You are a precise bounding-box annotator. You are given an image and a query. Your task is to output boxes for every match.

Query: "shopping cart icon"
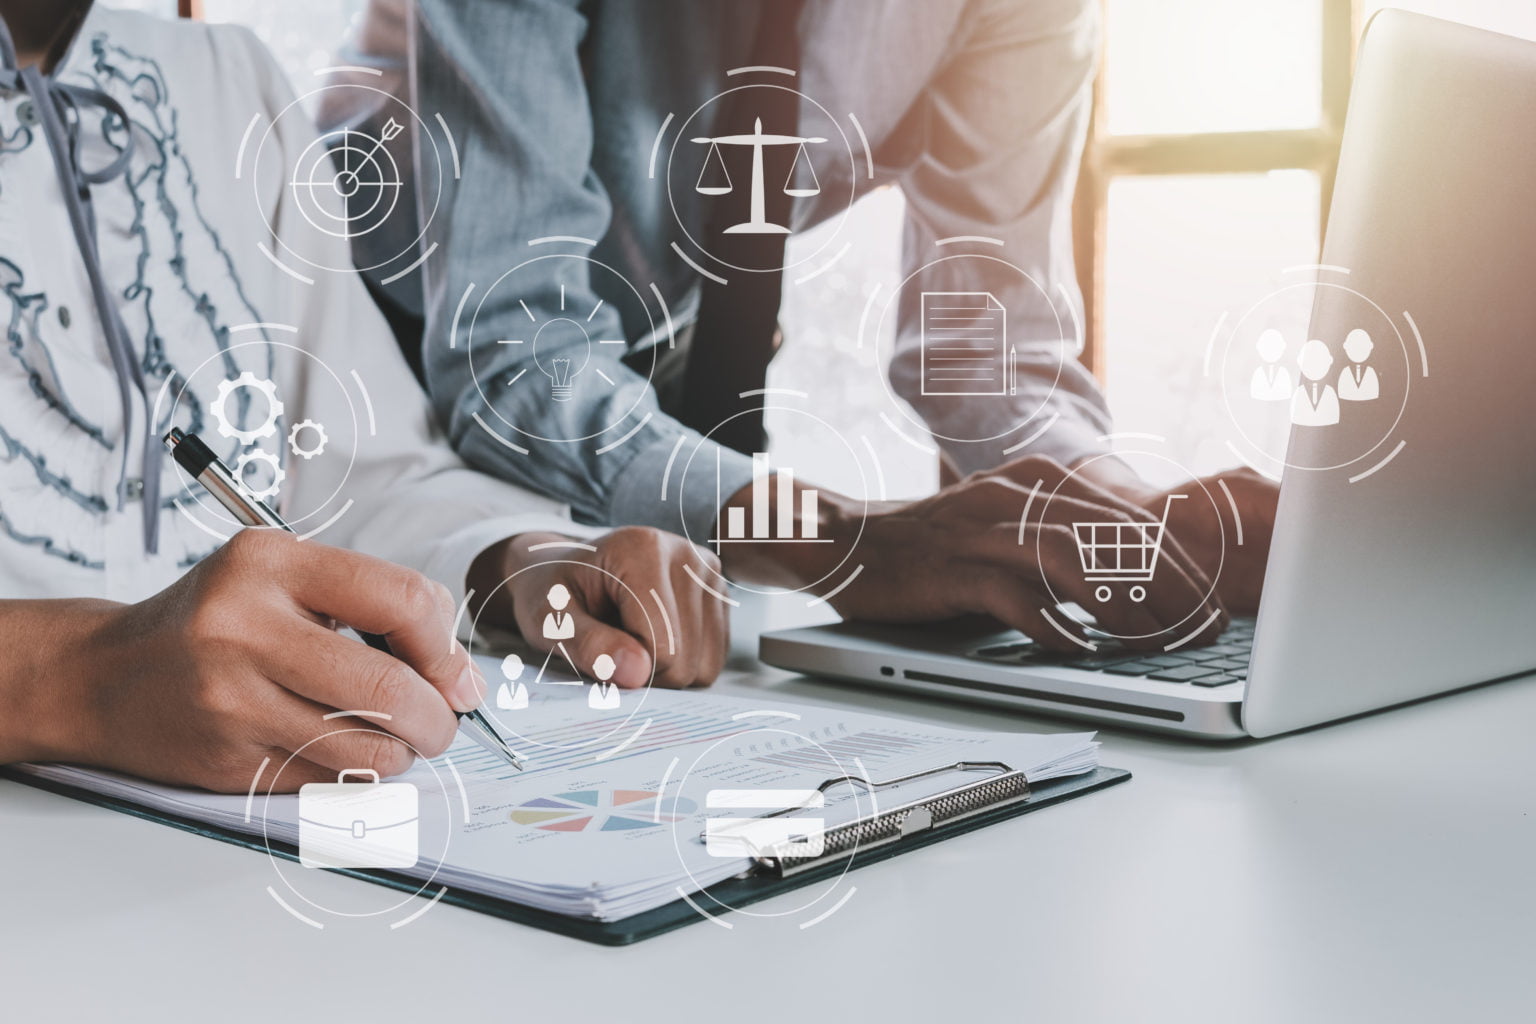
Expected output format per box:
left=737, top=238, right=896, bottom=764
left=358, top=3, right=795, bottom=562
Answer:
left=1072, top=494, right=1186, bottom=603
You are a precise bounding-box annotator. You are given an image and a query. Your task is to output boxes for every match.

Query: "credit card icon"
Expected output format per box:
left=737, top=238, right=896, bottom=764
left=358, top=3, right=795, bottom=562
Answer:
left=704, top=788, right=826, bottom=858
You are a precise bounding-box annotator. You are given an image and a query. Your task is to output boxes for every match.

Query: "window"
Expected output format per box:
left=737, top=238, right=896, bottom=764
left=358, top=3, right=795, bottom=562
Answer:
left=1085, top=0, right=1536, bottom=476
left=168, top=1, right=1536, bottom=493
left=1078, top=0, right=1354, bottom=476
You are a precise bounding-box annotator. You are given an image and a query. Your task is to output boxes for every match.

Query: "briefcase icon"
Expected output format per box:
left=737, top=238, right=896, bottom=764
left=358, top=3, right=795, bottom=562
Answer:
left=298, top=769, right=419, bottom=870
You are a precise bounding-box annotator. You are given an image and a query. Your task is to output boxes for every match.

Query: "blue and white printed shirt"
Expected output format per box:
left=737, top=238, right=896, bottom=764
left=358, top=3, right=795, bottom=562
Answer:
left=0, top=6, right=572, bottom=605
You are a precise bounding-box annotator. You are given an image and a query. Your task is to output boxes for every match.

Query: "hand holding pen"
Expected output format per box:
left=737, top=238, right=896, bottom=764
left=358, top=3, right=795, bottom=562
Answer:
left=126, top=429, right=523, bottom=784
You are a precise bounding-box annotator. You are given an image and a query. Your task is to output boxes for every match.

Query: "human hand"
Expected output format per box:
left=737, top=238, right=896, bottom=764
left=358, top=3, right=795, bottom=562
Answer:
left=1070, top=457, right=1278, bottom=616
left=48, top=530, right=481, bottom=794
left=721, top=456, right=1227, bottom=650
left=1135, top=469, right=1278, bottom=616
left=468, top=527, right=728, bottom=690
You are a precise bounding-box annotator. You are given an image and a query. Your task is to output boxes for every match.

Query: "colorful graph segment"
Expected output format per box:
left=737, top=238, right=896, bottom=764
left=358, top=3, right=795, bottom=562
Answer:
left=509, top=789, right=697, bottom=833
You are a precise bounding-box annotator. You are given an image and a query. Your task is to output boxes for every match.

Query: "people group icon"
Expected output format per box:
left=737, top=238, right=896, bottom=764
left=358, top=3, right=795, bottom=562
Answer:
left=587, top=653, right=621, bottom=711
left=491, top=584, right=625, bottom=714
left=495, top=648, right=621, bottom=712
left=1291, top=339, right=1340, bottom=426
left=496, top=653, right=530, bottom=711
left=537, top=583, right=581, bottom=678
left=1338, top=328, right=1379, bottom=401
left=1248, top=329, right=1293, bottom=401
left=542, top=583, right=576, bottom=641
left=1250, top=327, right=1378, bottom=427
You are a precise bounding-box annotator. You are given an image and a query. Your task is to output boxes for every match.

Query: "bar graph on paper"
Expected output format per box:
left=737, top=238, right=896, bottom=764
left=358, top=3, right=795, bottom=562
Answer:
left=713, top=449, right=833, bottom=548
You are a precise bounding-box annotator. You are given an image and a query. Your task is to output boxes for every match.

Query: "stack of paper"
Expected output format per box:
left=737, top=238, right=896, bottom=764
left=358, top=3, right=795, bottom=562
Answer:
left=18, top=674, right=1098, bottom=923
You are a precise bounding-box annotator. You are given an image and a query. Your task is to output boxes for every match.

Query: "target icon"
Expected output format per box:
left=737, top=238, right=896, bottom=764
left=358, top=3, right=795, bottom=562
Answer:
left=244, top=73, right=455, bottom=276
left=290, top=118, right=405, bottom=241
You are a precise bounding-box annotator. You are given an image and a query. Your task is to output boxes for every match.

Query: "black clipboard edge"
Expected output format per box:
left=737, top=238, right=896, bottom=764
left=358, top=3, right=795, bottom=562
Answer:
left=3, top=764, right=1130, bottom=946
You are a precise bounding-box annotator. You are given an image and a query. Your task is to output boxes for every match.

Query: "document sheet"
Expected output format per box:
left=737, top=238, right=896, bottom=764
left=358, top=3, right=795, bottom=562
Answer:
left=920, top=291, right=1010, bottom=396
left=19, top=666, right=1098, bottom=922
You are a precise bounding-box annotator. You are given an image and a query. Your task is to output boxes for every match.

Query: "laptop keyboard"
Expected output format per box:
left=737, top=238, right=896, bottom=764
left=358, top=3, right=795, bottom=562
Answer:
left=968, top=619, right=1255, bottom=688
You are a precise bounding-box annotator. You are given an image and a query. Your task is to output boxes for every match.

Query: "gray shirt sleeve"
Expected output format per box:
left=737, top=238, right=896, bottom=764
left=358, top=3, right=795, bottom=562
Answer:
left=880, top=0, right=1110, bottom=474
left=414, top=0, right=752, bottom=539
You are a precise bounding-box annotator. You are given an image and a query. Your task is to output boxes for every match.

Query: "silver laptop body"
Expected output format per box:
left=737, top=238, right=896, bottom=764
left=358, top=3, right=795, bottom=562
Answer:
left=760, top=11, right=1536, bottom=739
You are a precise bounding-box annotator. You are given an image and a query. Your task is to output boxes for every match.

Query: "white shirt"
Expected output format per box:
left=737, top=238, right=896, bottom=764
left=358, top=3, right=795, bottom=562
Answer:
left=0, top=7, right=573, bottom=606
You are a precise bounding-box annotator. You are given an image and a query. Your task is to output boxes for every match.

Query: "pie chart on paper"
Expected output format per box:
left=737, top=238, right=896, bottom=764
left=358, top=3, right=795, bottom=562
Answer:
left=509, top=790, right=698, bottom=833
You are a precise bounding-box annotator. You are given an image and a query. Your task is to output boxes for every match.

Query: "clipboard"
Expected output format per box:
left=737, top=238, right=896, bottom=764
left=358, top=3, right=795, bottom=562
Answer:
left=5, top=762, right=1129, bottom=945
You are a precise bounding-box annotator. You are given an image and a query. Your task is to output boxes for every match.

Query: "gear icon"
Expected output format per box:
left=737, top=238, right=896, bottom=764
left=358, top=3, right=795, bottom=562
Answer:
left=211, top=371, right=284, bottom=445
left=287, top=418, right=329, bottom=460
left=233, top=449, right=285, bottom=502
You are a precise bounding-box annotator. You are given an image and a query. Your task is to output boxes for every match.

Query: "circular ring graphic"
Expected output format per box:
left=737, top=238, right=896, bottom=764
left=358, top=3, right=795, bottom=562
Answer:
left=1208, top=269, right=1426, bottom=477
left=464, top=558, right=660, bottom=751
left=247, top=78, right=448, bottom=276
left=666, top=723, right=873, bottom=924
left=154, top=331, right=363, bottom=539
left=661, top=82, right=860, bottom=276
left=463, top=249, right=665, bottom=446
left=289, top=129, right=403, bottom=241
left=1027, top=444, right=1227, bottom=646
left=673, top=402, right=871, bottom=598
left=865, top=250, right=1074, bottom=447
left=257, top=724, right=459, bottom=922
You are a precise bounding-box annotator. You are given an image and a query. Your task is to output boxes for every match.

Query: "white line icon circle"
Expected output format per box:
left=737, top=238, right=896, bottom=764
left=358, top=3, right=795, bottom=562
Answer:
left=289, top=122, right=405, bottom=241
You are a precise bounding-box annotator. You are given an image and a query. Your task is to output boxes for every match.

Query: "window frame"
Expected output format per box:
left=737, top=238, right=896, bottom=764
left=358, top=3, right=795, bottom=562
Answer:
left=1072, top=0, right=1359, bottom=377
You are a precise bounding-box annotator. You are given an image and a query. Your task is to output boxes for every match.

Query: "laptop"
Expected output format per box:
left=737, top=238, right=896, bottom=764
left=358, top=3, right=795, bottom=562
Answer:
left=761, top=10, right=1536, bottom=739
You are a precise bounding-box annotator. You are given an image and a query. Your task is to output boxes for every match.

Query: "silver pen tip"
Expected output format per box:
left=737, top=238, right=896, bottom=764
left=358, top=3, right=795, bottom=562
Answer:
left=463, top=708, right=526, bottom=771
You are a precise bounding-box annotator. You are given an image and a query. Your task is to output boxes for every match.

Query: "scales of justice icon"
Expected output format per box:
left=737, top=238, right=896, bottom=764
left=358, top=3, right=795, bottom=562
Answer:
left=691, top=117, right=825, bottom=234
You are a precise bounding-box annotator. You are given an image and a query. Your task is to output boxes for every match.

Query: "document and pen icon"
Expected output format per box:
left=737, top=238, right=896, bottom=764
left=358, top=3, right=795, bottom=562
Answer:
left=920, top=291, right=1016, bottom=397
left=704, top=789, right=826, bottom=858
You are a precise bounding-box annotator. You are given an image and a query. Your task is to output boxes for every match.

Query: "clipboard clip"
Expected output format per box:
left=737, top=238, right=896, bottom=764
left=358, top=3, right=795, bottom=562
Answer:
left=698, top=760, right=1031, bottom=878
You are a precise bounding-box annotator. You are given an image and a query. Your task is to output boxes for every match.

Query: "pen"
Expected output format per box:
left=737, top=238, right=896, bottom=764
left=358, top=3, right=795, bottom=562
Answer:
left=163, top=427, right=526, bottom=771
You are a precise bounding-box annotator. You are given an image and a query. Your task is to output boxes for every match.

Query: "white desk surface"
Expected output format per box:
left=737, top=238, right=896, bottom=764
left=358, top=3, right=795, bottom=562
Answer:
left=4, top=611, right=1534, bottom=1024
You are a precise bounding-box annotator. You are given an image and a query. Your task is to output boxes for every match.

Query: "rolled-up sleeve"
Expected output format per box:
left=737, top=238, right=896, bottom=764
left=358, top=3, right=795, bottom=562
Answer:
left=887, top=0, right=1109, bottom=474
left=246, top=25, right=580, bottom=605
left=413, top=0, right=751, bottom=541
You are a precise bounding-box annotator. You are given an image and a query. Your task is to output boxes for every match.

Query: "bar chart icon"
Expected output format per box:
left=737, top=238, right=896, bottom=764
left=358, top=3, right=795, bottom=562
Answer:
left=714, top=450, right=832, bottom=547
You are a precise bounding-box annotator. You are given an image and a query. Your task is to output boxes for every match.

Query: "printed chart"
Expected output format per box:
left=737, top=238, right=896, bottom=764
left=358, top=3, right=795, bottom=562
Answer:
left=509, top=790, right=698, bottom=833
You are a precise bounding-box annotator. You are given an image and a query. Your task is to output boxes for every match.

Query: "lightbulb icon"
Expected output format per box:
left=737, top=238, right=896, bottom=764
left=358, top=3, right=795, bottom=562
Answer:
left=532, top=317, right=591, bottom=403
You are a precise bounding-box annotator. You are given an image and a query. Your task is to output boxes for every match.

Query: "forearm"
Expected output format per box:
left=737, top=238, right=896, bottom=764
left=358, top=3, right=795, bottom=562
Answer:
left=438, top=360, right=681, bottom=527
left=716, top=460, right=1155, bottom=597
left=1071, top=454, right=1159, bottom=505
left=418, top=0, right=649, bottom=526
left=890, top=0, right=1105, bottom=477
left=0, top=598, right=113, bottom=764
